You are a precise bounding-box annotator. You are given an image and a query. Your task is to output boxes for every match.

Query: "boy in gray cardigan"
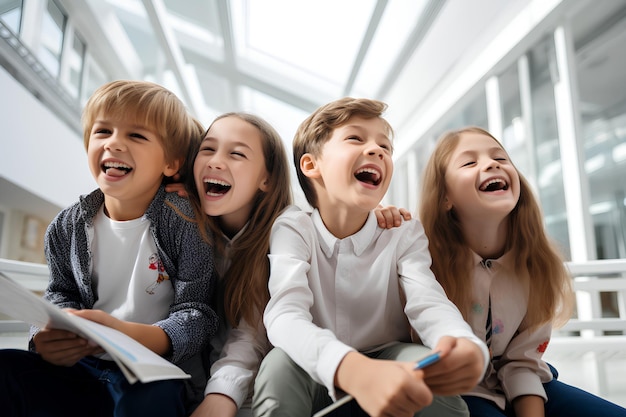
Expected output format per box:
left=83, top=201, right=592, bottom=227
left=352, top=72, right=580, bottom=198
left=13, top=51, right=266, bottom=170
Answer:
left=0, top=80, right=218, bottom=417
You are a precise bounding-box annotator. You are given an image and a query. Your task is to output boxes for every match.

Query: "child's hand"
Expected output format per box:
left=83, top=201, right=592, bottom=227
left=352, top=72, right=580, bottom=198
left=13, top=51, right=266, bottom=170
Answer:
left=164, top=173, right=189, bottom=198
left=336, top=352, right=433, bottom=417
left=32, top=328, right=98, bottom=366
left=164, top=182, right=188, bottom=198
left=422, top=336, right=485, bottom=395
left=70, top=309, right=171, bottom=356
left=70, top=308, right=122, bottom=330
left=374, top=204, right=412, bottom=229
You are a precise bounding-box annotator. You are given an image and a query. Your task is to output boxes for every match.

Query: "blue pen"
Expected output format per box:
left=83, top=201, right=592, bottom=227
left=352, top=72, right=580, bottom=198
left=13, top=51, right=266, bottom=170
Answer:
left=313, top=351, right=443, bottom=417
left=414, top=351, right=441, bottom=370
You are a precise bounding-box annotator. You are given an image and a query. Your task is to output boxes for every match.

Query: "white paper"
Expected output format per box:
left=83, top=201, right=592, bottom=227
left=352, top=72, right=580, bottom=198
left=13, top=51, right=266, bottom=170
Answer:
left=0, top=272, right=190, bottom=383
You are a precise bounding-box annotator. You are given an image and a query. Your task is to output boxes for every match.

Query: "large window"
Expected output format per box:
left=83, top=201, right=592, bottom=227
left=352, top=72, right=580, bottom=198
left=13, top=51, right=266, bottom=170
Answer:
left=575, top=9, right=626, bottom=259
left=64, top=31, right=85, bottom=99
left=499, top=62, right=529, bottom=175
left=0, top=0, right=22, bottom=34
left=438, top=90, right=489, bottom=135
left=81, top=55, right=106, bottom=107
left=37, top=0, right=65, bottom=78
left=528, top=36, right=570, bottom=258
left=399, top=90, right=488, bottom=212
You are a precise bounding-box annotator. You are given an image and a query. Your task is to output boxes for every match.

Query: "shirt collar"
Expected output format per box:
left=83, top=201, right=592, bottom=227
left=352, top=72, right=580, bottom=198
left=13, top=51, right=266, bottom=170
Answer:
left=220, top=222, right=247, bottom=245
left=471, top=249, right=513, bottom=269
left=311, top=209, right=379, bottom=257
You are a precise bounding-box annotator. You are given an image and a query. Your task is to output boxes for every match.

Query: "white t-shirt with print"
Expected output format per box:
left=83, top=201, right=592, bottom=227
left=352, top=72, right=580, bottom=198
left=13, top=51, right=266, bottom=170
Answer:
left=91, top=206, right=174, bottom=325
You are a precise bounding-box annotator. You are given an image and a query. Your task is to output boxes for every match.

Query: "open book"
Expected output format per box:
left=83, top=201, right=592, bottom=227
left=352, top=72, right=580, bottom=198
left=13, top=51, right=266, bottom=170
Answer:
left=0, top=272, right=190, bottom=384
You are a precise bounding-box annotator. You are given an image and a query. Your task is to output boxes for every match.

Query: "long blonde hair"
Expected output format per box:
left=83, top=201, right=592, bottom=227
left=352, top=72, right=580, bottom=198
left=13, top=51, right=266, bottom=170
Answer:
left=419, top=126, right=573, bottom=329
left=188, top=113, right=292, bottom=328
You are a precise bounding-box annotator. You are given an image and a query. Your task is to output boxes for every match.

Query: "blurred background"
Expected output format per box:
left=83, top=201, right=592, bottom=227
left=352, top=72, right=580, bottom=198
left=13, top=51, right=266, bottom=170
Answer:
left=1, top=0, right=625, bottom=267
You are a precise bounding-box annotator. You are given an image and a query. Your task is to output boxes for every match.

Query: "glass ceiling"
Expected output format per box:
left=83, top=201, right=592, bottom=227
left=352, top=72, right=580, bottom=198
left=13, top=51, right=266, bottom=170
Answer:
left=98, top=0, right=431, bottom=143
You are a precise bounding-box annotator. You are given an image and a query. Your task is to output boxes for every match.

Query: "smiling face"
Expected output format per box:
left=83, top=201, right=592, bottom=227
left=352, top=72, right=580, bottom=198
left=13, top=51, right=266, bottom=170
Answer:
left=444, top=131, right=520, bottom=225
left=302, top=116, right=393, bottom=214
left=193, top=116, right=269, bottom=235
left=87, top=114, right=179, bottom=220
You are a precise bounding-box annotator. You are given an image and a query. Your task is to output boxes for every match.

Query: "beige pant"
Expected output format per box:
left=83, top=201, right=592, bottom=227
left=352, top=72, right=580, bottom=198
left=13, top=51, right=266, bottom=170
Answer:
left=252, top=342, right=469, bottom=417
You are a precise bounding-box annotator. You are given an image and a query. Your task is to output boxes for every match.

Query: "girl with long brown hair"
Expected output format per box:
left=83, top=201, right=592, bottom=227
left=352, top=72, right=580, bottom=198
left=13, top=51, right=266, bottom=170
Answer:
left=183, top=112, right=292, bottom=417
left=419, top=126, right=626, bottom=417
left=174, top=111, right=410, bottom=417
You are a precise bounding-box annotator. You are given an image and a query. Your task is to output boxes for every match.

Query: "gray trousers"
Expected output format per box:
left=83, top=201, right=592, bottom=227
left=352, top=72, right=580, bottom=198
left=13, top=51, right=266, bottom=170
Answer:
left=252, top=342, right=469, bottom=417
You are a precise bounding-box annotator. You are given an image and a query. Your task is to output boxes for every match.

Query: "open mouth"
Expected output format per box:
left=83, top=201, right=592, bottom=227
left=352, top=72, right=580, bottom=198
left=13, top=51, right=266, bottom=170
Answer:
left=354, top=167, right=382, bottom=186
left=479, top=178, right=509, bottom=192
left=203, top=178, right=231, bottom=196
left=102, top=161, right=132, bottom=176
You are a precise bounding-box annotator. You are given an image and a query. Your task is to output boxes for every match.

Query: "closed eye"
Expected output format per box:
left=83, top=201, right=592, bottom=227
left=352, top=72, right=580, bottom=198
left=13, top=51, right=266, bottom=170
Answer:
left=461, top=161, right=476, bottom=167
left=129, top=133, right=148, bottom=140
left=380, top=143, right=393, bottom=154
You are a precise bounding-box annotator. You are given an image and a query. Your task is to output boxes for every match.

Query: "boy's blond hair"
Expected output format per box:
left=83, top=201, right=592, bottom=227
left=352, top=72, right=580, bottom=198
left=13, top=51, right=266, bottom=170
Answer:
left=293, top=97, right=393, bottom=208
left=81, top=80, right=203, bottom=178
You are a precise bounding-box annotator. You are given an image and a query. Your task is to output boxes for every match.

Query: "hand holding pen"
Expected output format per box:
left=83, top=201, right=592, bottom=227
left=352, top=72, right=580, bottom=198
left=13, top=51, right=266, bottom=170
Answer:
left=314, top=351, right=442, bottom=417
left=423, top=336, right=486, bottom=395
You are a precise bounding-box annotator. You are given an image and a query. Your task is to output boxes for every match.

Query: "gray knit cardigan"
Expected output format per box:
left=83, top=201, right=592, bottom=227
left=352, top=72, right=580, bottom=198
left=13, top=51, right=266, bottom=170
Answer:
left=33, top=186, right=218, bottom=368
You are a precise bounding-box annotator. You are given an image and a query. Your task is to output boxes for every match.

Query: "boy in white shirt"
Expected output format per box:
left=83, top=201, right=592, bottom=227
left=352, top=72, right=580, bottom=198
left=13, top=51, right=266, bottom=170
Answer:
left=252, top=98, right=488, bottom=417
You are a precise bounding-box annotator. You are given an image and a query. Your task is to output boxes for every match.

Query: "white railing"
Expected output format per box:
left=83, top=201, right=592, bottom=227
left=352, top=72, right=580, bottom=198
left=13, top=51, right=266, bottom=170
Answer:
left=555, top=259, right=626, bottom=335
left=1, top=257, right=626, bottom=395
left=0, top=258, right=49, bottom=291
left=547, top=259, right=626, bottom=397
left=0, top=258, right=49, bottom=333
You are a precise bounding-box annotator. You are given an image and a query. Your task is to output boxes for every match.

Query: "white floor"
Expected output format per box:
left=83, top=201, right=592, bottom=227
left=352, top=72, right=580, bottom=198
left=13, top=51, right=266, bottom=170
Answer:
left=1, top=333, right=625, bottom=409
left=543, top=349, right=626, bottom=408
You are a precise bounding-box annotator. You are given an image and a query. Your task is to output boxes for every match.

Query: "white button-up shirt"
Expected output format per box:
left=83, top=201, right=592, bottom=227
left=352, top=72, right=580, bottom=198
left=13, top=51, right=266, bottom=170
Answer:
left=264, top=206, right=488, bottom=398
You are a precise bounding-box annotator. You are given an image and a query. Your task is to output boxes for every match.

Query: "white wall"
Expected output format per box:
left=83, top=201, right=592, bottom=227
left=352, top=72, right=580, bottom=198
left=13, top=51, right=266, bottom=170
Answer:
left=0, top=66, right=96, bottom=209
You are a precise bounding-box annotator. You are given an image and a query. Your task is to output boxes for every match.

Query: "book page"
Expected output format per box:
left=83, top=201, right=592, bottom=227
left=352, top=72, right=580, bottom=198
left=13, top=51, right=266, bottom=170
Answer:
left=0, top=272, right=190, bottom=383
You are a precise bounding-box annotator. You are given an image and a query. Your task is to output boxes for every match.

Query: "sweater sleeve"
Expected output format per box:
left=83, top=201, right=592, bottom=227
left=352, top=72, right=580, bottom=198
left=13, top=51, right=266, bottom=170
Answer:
left=399, top=220, right=489, bottom=376
left=43, top=208, right=86, bottom=309
left=498, top=321, right=553, bottom=403
left=30, top=204, right=90, bottom=349
left=154, top=195, right=219, bottom=364
left=204, top=317, right=269, bottom=407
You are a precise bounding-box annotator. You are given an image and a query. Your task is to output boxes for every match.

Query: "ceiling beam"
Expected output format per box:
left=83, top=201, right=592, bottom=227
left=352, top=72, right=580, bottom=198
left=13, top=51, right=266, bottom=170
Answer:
left=60, top=0, right=142, bottom=80
left=141, top=0, right=202, bottom=116
left=375, top=0, right=446, bottom=98
left=215, top=0, right=239, bottom=110
left=343, top=0, right=388, bottom=96
left=182, top=48, right=320, bottom=112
